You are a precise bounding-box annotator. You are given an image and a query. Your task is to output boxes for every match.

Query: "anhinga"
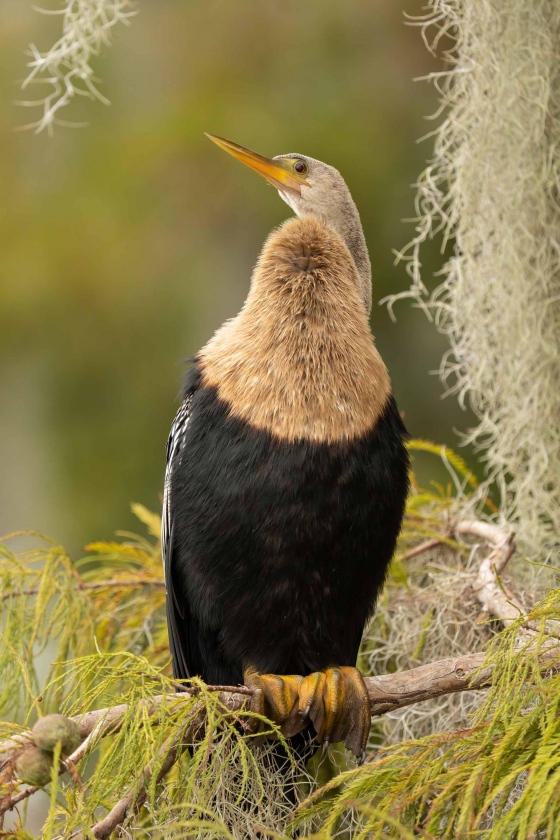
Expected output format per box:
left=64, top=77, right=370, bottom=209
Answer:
left=162, top=135, right=409, bottom=760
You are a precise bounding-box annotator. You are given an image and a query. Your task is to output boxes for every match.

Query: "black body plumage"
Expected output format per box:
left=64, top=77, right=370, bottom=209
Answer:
left=164, top=362, right=409, bottom=687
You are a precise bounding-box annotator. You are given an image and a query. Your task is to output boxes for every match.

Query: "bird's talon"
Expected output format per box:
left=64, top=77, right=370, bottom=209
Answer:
left=243, top=668, right=304, bottom=738
left=301, top=666, right=370, bottom=760
left=243, top=665, right=370, bottom=759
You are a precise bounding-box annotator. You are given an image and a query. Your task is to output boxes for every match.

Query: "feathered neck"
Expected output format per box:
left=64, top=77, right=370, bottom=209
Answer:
left=199, top=216, right=390, bottom=443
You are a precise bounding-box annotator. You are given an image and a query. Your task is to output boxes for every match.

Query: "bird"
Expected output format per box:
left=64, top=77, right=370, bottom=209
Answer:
left=162, top=134, right=409, bottom=761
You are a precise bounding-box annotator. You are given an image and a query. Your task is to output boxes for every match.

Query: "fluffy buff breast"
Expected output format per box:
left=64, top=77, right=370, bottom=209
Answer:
left=199, top=216, right=391, bottom=443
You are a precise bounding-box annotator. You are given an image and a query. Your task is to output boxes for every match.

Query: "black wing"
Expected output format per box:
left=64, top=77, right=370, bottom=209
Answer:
left=162, top=394, right=194, bottom=681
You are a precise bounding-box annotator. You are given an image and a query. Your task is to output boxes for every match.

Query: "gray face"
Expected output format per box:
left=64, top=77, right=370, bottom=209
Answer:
left=272, top=153, right=372, bottom=313
left=272, top=154, right=353, bottom=219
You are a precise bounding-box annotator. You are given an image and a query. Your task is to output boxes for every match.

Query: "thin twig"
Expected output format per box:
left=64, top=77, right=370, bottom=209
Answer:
left=0, top=784, right=38, bottom=812
left=401, top=538, right=443, bottom=560
left=1, top=577, right=166, bottom=601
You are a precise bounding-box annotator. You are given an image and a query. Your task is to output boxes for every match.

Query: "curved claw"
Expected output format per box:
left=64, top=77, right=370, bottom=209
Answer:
left=298, top=670, right=324, bottom=722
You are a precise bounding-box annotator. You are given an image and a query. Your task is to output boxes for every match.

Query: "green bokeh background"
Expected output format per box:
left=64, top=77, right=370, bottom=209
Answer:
left=0, top=1, right=476, bottom=553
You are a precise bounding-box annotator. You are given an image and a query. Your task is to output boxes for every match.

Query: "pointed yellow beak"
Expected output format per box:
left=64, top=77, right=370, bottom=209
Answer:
left=205, top=133, right=308, bottom=194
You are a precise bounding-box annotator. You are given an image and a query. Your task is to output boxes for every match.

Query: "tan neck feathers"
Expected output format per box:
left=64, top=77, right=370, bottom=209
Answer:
left=199, top=216, right=391, bottom=443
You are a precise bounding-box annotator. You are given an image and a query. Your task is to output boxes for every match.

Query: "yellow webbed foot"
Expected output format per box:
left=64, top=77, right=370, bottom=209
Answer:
left=244, top=665, right=370, bottom=761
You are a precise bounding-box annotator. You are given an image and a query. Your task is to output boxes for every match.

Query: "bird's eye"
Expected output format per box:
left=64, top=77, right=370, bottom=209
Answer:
left=294, top=160, right=307, bottom=175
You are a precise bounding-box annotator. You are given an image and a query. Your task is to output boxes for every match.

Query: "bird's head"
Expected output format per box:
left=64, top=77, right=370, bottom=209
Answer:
left=205, top=133, right=372, bottom=312
left=207, top=133, right=352, bottom=219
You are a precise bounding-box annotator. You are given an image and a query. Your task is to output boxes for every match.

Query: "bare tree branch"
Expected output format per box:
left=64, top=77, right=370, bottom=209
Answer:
left=454, top=520, right=522, bottom=624
left=366, top=644, right=559, bottom=716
